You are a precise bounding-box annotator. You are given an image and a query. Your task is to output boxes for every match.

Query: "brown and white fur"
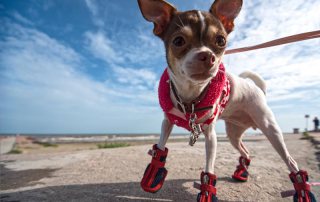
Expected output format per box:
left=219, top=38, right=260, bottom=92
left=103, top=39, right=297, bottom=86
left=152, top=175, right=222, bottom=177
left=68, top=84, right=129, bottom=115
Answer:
left=138, top=0, right=299, bottom=177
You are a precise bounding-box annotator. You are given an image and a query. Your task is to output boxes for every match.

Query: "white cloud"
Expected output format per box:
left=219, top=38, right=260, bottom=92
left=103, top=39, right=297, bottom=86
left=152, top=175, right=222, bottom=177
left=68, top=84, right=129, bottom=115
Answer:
left=224, top=0, right=320, bottom=104
left=0, top=21, right=161, bottom=133
left=11, top=11, right=34, bottom=26
left=85, top=30, right=124, bottom=64
left=125, top=29, right=165, bottom=64
left=228, top=0, right=320, bottom=46
left=85, top=29, right=165, bottom=68
left=84, top=0, right=104, bottom=27
left=85, top=0, right=98, bottom=16
left=113, top=66, right=157, bottom=87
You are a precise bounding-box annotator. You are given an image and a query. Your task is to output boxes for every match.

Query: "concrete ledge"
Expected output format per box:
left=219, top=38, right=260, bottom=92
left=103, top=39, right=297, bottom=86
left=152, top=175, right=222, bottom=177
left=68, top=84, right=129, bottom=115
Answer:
left=0, top=137, right=16, bottom=154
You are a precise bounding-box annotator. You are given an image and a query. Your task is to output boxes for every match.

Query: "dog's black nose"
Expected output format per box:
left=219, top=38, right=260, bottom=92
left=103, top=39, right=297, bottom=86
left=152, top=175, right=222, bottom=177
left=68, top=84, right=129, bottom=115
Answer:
left=197, top=51, right=215, bottom=67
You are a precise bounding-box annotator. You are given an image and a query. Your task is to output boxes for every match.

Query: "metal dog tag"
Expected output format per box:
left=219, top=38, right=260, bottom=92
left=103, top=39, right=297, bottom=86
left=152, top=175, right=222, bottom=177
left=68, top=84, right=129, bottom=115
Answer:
left=189, top=124, right=202, bottom=146
left=189, top=133, right=197, bottom=146
left=189, top=114, right=202, bottom=146
left=189, top=112, right=202, bottom=146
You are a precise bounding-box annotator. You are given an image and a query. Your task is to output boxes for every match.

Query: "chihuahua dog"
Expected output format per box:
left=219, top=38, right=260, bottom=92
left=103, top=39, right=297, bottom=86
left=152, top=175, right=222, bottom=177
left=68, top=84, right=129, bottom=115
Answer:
left=138, top=0, right=316, bottom=201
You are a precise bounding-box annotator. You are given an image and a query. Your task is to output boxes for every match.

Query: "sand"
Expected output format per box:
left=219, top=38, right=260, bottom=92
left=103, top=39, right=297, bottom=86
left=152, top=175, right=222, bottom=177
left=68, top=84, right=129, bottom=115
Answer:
left=0, top=133, right=319, bottom=202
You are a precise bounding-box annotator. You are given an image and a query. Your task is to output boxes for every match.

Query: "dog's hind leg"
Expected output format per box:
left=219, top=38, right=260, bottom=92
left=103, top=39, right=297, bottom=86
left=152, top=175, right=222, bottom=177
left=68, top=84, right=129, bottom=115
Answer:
left=247, top=101, right=299, bottom=173
left=248, top=102, right=317, bottom=201
left=240, top=142, right=250, bottom=156
left=226, top=122, right=249, bottom=159
left=226, top=122, right=251, bottom=181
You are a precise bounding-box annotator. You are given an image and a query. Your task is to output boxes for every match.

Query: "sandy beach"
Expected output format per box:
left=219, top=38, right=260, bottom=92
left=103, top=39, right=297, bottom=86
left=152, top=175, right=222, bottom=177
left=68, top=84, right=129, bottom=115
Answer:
left=0, top=133, right=319, bottom=202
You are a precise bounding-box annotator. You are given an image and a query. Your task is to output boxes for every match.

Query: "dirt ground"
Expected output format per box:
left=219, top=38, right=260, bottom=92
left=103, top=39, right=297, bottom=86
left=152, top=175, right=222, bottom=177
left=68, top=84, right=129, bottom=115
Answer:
left=0, top=134, right=319, bottom=202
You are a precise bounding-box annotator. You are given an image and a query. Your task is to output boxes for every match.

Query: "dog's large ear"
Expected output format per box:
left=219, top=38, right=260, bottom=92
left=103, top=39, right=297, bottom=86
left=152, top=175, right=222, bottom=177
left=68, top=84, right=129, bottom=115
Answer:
left=138, top=0, right=176, bottom=37
left=209, top=0, right=242, bottom=33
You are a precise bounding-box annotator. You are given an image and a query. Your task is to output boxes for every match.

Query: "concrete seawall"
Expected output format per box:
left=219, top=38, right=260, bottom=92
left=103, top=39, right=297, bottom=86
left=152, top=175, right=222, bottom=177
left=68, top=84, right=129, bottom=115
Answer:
left=0, top=137, right=16, bottom=154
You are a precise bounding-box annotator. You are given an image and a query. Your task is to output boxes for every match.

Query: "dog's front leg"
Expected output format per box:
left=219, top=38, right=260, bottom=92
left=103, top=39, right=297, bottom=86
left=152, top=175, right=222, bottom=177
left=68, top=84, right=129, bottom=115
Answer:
left=204, top=123, right=217, bottom=174
left=197, top=123, right=218, bottom=201
left=140, top=115, right=173, bottom=193
left=157, top=116, right=173, bottom=150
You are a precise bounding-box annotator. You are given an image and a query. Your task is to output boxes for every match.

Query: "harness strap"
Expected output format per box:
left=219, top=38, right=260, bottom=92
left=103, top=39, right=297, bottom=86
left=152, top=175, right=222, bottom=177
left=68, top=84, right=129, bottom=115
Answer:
left=225, top=30, right=320, bottom=55
left=193, top=105, right=214, bottom=112
left=170, top=80, right=211, bottom=114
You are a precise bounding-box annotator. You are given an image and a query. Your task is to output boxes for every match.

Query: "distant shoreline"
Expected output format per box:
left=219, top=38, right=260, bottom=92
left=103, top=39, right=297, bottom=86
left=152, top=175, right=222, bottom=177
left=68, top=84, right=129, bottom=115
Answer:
left=0, top=132, right=297, bottom=137
left=0, top=132, right=299, bottom=144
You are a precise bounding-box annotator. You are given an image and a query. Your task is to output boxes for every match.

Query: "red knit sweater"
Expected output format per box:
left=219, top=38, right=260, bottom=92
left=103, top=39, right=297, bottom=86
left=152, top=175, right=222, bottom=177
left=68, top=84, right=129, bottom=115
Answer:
left=158, top=63, right=230, bottom=131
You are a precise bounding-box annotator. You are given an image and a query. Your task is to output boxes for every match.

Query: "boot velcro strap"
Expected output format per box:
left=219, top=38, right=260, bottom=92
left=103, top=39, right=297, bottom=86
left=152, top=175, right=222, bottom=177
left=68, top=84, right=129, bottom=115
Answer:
left=151, top=158, right=165, bottom=168
left=293, top=183, right=311, bottom=192
left=148, top=146, right=168, bottom=158
left=236, top=165, right=246, bottom=170
left=148, top=149, right=167, bottom=158
left=200, top=184, right=216, bottom=195
left=239, top=157, right=250, bottom=167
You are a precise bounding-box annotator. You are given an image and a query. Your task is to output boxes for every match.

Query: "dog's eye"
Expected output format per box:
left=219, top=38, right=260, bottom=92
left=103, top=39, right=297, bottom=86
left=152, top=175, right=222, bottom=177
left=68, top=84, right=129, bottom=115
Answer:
left=172, top=36, right=185, bottom=47
left=215, top=35, right=226, bottom=47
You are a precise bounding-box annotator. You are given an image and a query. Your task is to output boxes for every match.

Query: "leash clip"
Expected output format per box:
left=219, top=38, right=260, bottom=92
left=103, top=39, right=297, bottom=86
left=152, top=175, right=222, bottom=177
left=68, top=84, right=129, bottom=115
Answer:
left=189, top=105, right=202, bottom=146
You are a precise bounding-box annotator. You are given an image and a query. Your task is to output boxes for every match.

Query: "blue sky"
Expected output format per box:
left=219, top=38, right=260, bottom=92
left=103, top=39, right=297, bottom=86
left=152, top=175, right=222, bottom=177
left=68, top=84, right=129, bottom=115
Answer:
left=0, top=0, right=319, bottom=134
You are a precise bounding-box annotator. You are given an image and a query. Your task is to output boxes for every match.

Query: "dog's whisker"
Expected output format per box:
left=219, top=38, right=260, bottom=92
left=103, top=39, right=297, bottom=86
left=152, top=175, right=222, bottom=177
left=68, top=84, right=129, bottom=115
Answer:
left=175, top=22, right=183, bottom=29
left=178, top=15, right=185, bottom=27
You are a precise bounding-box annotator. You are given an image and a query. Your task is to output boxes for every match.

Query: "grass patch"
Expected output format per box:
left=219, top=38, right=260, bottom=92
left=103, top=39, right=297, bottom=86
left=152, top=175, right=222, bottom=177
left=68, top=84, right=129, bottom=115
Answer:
left=97, top=142, right=130, bottom=149
left=300, top=131, right=311, bottom=140
left=35, top=141, right=58, bottom=147
left=8, top=148, right=22, bottom=154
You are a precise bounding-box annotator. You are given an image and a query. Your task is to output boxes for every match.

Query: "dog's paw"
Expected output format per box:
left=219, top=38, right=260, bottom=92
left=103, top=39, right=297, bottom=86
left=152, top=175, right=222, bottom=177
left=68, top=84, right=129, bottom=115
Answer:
left=196, top=172, right=218, bottom=202
left=141, top=164, right=167, bottom=193
left=293, top=191, right=317, bottom=202
left=232, top=156, right=250, bottom=182
left=140, top=144, right=168, bottom=193
left=197, top=192, right=218, bottom=202
left=290, top=170, right=318, bottom=202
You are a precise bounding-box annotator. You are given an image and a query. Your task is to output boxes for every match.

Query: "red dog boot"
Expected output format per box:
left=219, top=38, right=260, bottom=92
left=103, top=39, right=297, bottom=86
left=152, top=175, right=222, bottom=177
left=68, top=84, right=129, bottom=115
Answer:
left=289, top=170, right=317, bottom=202
left=197, top=172, right=218, bottom=202
left=232, top=156, right=251, bottom=182
left=140, top=144, right=168, bottom=193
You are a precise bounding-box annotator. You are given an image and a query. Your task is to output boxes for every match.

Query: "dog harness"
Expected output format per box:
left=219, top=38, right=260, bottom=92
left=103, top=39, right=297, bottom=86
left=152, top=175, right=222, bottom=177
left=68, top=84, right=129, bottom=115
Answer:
left=158, top=63, right=230, bottom=139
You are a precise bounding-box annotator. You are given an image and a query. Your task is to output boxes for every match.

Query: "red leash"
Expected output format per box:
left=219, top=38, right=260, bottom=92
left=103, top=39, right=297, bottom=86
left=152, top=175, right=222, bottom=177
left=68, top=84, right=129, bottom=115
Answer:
left=225, top=30, right=320, bottom=55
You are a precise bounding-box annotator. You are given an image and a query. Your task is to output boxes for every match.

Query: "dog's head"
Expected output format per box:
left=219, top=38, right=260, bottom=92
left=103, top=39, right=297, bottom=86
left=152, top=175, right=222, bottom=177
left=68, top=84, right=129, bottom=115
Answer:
left=138, top=0, right=242, bottom=83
